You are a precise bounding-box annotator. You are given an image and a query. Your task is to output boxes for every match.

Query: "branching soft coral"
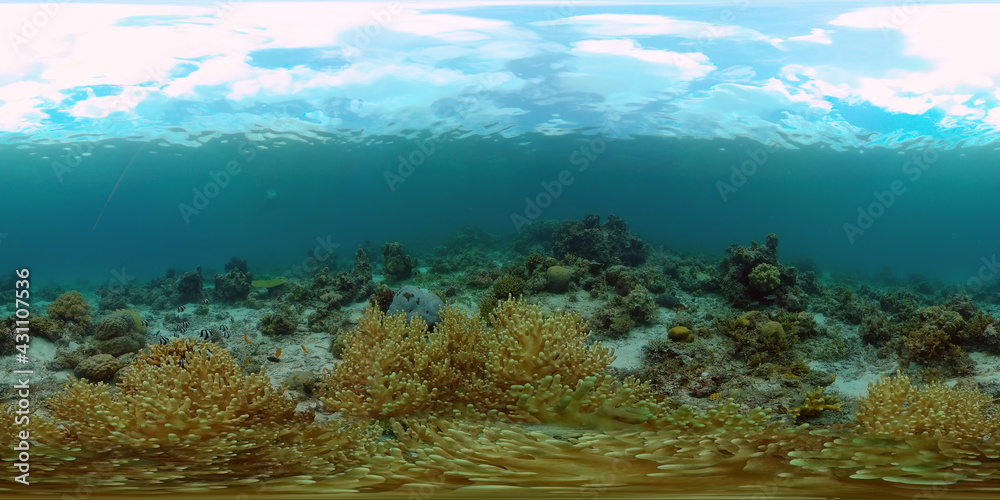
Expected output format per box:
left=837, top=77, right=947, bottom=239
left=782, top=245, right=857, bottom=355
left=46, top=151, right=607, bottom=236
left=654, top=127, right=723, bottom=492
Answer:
left=0, top=340, right=381, bottom=488
left=387, top=401, right=783, bottom=491
left=320, top=298, right=651, bottom=426
left=322, top=307, right=464, bottom=418
left=856, top=372, right=997, bottom=441
left=790, top=386, right=842, bottom=419
left=485, top=297, right=614, bottom=386
left=44, top=339, right=323, bottom=476
left=786, top=371, right=1000, bottom=486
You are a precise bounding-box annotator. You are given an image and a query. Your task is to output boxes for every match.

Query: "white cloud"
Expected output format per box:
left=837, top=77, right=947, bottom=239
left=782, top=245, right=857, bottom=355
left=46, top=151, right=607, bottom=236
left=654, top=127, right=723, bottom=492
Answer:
left=1, top=1, right=998, bottom=143
left=557, top=39, right=714, bottom=112
left=391, top=13, right=536, bottom=43
left=535, top=13, right=771, bottom=42
left=831, top=4, right=1000, bottom=92
left=787, top=28, right=833, bottom=45
left=984, top=107, right=1000, bottom=128
left=572, top=39, right=714, bottom=77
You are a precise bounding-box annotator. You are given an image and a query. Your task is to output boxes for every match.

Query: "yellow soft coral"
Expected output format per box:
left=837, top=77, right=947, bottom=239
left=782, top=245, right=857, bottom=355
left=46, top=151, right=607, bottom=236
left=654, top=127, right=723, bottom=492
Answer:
left=321, top=307, right=463, bottom=418
left=790, top=386, right=842, bottom=419
left=485, top=297, right=614, bottom=387
left=320, top=298, right=651, bottom=426
left=45, top=339, right=311, bottom=471
left=856, top=371, right=997, bottom=441
left=787, top=371, right=1000, bottom=486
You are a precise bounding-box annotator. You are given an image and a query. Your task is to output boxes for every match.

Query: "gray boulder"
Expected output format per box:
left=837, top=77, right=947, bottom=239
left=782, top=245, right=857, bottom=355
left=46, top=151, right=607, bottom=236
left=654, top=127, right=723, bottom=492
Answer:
left=387, top=286, right=443, bottom=328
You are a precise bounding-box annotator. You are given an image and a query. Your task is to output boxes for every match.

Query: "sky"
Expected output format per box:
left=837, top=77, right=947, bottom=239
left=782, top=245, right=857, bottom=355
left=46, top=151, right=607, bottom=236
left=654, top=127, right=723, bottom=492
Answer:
left=1, top=1, right=999, bottom=148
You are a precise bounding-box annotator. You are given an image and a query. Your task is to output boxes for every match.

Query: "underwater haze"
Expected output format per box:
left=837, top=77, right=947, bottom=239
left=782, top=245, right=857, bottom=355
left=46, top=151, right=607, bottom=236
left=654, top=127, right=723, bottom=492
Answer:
left=1, top=0, right=999, bottom=285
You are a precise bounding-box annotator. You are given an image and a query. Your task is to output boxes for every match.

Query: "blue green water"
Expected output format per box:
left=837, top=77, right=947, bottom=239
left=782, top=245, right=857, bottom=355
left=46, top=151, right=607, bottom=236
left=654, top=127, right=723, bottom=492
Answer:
left=3, top=135, right=998, bottom=288
left=7, top=3, right=1000, bottom=497
left=1, top=0, right=998, bottom=288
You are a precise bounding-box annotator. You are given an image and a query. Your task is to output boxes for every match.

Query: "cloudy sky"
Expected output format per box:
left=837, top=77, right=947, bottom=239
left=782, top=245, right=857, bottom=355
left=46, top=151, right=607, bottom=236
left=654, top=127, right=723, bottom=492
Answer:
left=1, top=0, right=997, bottom=147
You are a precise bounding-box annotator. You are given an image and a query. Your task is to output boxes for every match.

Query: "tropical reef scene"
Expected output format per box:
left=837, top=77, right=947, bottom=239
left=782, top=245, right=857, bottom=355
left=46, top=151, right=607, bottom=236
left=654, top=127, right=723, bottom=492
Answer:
left=3, top=1, right=1000, bottom=499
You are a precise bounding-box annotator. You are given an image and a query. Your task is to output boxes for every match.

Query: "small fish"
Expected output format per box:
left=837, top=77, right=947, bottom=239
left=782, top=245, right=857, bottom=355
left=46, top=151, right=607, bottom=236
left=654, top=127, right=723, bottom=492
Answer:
left=244, top=334, right=252, bottom=345
left=203, top=298, right=210, bottom=304
left=675, top=305, right=686, bottom=312
left=199, top=329, right=211, bottom=340
left=157, top=336, right=169, bottom=345
left=154, top=330, right=160, bottom=336
left=177, top=305, right=186, bottom=313
left=266, top=347, right=282, bottom=363
left=218, top=325, right=229, bottom=332
left=142, top=319, right=150, bottom=327
left=181, top=321, right=190, bottom=328
left=763, top=294, right=778, bottom=301
left=301, top=344, right=309, bottom=354
left=230, top=317, right=235, bottom=324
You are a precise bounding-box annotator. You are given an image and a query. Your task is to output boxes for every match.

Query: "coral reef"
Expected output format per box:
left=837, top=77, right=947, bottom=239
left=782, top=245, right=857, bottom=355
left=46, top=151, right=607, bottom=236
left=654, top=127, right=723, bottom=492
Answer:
left=426, top=226, right=498, bottom=274
left=898, top=305, right=980, bottom=375
left=747, top=263, right=780, bottom=293
left=788, top=373, right=1000, bottom=486
left=717, top=234, right=807, bottom=310
left=368, top=283, right=395, bottom=313
left=74, top=353, right=123, bottom=382
left=7, top=297, right=1000, bottom=494
left=92, top=309, right=145, bottom=356
left=667, top=325, right=692, bottom=342
left=47, top=290, right=92, bottom=328
left=790, top=386, right=842, bottom=419
left=1, top=314, right=57, bottom=351
left=478, top=274, right=525, bottom=320
left=176, top=268, right=203, bottom=304
left=551, top=214, right=649, bottom=267
left=258, top=311, right=298, bottom=336
left=545, top=265, right=571, bottom=293
left=716, top=310, right=801, bottom=370
left=855, top=372, right=996, bottom=440
left=591, top=265, right=658, bottom=338
left=0, top=321, right=15, bottom=356
left=306, top=291, right=345, bottom=331
left=525, top=253, right=544, bottom=273
left=40, top=339, right=376, bottom=480
left=214, top=266, right=252, bottom=303
left=14, top=215, right=1000, bottom=496
left=381, top=241, right=416, bottom=282
left=311, top=246, right=374, bottom=303
left=97, top=288, right=128, bottom=311
left=318, top=298, right=651, bottom=425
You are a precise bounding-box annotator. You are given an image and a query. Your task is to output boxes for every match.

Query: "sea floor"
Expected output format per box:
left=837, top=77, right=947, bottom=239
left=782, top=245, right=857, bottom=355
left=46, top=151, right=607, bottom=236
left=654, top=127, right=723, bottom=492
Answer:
left=3, top=224, right=1000, bottom=497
